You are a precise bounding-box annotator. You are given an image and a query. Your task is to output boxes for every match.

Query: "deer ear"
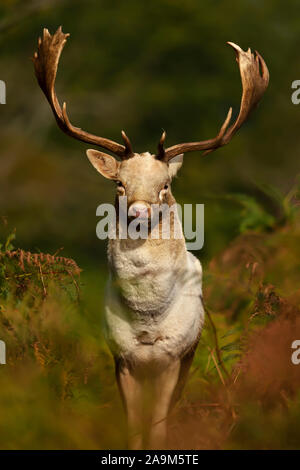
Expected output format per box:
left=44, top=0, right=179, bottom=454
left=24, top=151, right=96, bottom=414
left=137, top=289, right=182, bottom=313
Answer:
left=86, top=149, right=120, bottom=180
left=168, top=153, right=183, bottom=178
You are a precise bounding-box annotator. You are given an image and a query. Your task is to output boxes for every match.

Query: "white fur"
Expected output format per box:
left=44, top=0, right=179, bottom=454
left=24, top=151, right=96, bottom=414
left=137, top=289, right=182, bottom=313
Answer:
left=103, top=213, right=204, bottom=371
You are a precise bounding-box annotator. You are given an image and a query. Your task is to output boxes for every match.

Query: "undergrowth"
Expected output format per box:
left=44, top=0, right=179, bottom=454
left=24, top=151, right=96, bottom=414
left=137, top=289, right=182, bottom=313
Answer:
left=0, top=181, right=300, bottom=449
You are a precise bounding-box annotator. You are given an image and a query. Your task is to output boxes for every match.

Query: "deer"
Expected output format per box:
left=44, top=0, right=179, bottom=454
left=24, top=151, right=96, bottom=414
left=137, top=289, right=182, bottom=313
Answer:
left=33, top=27, right=269, bottom=449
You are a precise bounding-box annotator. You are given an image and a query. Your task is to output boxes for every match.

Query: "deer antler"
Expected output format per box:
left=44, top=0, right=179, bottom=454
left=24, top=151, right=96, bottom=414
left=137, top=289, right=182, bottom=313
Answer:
left=157, top=42, right=269, bottom=161
left=33, top=27, right=133, bottom=159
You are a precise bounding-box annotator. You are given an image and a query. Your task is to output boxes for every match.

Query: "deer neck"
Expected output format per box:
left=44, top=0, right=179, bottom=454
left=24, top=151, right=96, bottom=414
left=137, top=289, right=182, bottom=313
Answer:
left=107, top=205, right=188, bottom=315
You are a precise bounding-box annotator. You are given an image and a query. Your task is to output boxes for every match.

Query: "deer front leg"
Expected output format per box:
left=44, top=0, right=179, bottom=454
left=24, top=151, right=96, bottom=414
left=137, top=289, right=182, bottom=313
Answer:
left=148, top=359, right=181, bottom=449
left=116, top=363, right=143, bottom=450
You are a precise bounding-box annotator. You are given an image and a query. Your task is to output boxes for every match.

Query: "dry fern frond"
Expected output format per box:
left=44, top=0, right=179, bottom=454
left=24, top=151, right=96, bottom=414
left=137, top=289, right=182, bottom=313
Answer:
left=0, top=249, right=81, bottom=275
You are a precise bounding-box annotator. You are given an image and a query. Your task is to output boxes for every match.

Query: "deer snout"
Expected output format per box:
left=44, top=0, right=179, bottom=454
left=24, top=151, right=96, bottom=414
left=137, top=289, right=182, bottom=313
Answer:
left=128, top=202, right=151, bottom=219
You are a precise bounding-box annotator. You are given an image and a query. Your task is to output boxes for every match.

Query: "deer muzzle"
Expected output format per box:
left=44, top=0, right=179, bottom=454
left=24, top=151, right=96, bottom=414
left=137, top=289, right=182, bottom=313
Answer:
left=128, top=201, right=152, bottom=219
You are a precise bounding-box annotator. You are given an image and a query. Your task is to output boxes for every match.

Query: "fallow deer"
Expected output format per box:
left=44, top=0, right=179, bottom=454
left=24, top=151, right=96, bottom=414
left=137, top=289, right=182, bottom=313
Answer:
left=33, top=27, right=269, bottom=449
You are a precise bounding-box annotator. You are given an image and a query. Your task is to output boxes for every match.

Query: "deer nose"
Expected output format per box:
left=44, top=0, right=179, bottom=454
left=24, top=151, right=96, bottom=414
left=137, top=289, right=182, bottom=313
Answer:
left=128, top=202, right=151, bottom=219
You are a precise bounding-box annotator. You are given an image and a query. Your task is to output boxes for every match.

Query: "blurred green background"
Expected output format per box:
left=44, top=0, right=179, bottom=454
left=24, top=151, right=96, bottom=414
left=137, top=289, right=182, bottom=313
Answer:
left=1, top=0, right=300, bottom=450
left=1, top=0, right=300, bottom=267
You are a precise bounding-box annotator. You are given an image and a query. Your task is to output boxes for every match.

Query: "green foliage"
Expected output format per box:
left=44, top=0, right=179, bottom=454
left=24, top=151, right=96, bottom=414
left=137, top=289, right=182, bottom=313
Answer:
left=226, top=193, right=276, bottom=233
left=224, top=178, right=300, bottom=233
left=0, top=229, right=16, bottom=299
left=0, top=229, right=16, bottom=252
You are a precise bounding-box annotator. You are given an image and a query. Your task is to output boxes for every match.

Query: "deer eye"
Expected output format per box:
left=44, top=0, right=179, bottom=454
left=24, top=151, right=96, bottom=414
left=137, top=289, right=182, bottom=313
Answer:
left=115, top=180, right=125, bottom=193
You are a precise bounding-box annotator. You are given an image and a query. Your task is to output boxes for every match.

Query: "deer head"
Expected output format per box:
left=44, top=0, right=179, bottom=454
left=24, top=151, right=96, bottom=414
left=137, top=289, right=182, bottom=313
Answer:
left=33, top=27, right=269, bottom=219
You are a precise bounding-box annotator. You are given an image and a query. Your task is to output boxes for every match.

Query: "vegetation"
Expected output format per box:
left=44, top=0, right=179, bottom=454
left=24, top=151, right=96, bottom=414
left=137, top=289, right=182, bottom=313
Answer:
left=1, top=179, right=300, bottom=449
left=170, top=181, right=300, bottom=449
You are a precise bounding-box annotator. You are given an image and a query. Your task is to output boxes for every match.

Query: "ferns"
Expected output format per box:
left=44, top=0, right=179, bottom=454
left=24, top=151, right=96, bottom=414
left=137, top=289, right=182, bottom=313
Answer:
left=0, top=249, right=81, bottom=275
left=0, top=231, right=81, bottom=301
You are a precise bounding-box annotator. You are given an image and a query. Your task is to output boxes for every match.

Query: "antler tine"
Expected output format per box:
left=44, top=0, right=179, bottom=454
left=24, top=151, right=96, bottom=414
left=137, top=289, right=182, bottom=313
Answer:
left=157, top=130, right=166, bottom=160
left=121, top=130, right=134, bottom=158
left=161, top=42, right=269, bottom=162
left=33, top=27, right=130, bottom=159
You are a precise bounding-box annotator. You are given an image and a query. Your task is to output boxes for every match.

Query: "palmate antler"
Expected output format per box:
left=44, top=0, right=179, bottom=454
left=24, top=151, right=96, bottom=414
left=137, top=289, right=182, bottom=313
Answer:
left=33, top=27, right=133, bottom=159
left=33, top=27, right=269, bottom=162
left=157, top=42, right=269, bottom=161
